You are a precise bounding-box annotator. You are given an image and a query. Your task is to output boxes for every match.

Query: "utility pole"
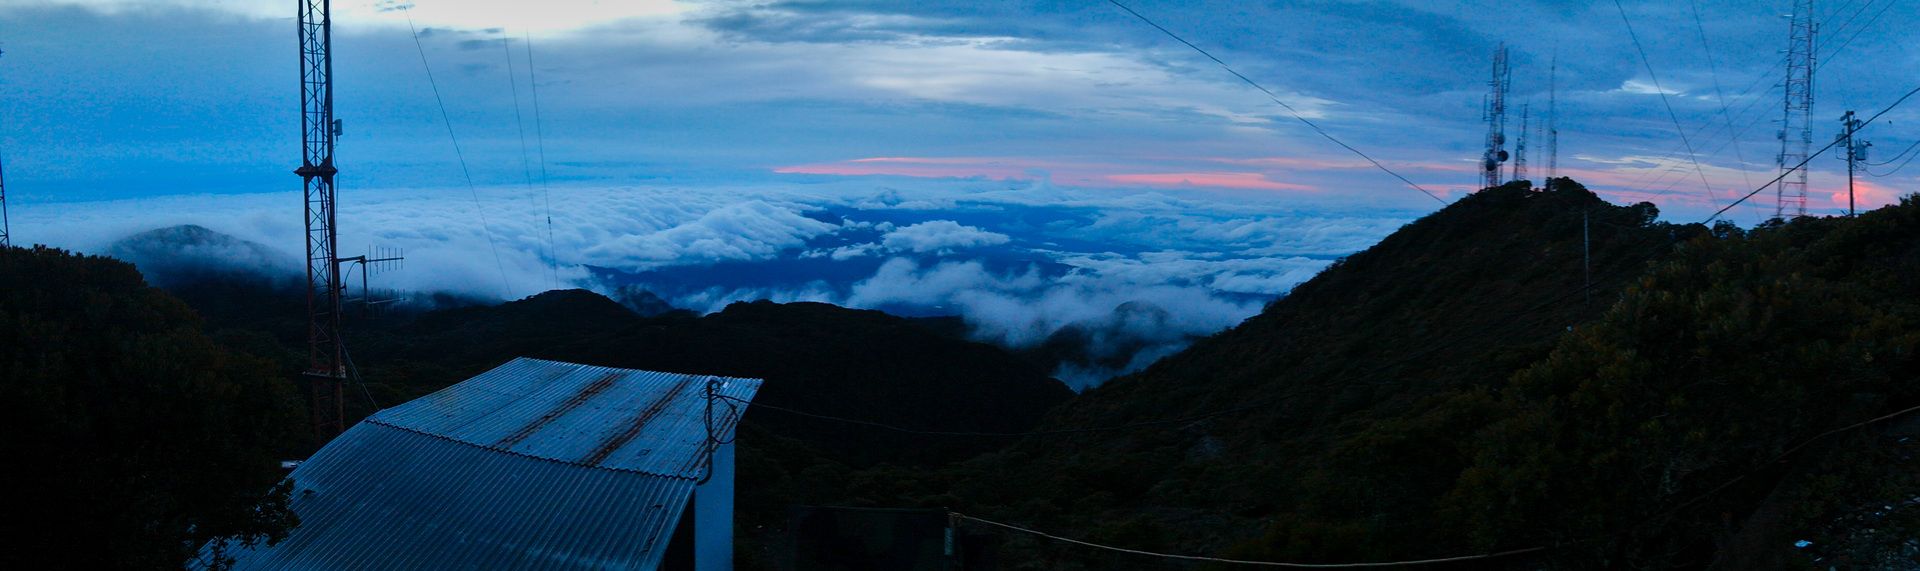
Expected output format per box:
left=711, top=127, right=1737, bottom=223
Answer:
left=1776, top=0, right=1816, bottom=218
left=296, top=0, right=346, bottom=444
left=1838, top=110, right=1868, bottom=217
left=1, top=44, right=10, bottom=249
left=1481, top=42, right=1511, bottom=189
left=1, top=149, right=9, bottom=250
left=1513, top=103, right=1529, bottom=184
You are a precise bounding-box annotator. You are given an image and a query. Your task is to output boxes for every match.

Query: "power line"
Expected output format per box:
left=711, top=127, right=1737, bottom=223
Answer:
left=1867, top=142, right=1920, bottom=177
left=525, top=29, right=559, bottom=291
left=1101, top=0, right=1445, bottom=205
left=1611, top=0, right=1721, bottom=210
left=953, top=399, right=1920, bottom=568
left=1688, top=0, right=1759, bottom=213
left=1822, top=0, right=1899, bottom=74
left=403, top=8, right=514, bottom=300
left=501, top=36, right=543, bottom=290
left=720, top=225, right=1674, bottom=438
left=1711, top=85, right=1920, bottom=221
left=1867, top=138, right=1919, bottom=167
left=955, top=513, right=1555, bottom=568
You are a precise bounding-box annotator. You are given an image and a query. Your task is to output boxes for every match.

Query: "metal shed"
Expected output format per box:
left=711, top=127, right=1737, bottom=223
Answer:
left=220, top=358, right=762, bottom=571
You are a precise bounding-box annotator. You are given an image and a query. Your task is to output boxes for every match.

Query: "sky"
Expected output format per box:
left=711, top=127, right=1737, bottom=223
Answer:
left=3, top=0, right=1917, bottom=385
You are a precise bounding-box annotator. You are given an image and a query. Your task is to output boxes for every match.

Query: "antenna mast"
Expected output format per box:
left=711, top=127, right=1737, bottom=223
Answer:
left=1547, top=51, right=1559, bottom=184
left=1513, top=103, right=1530, bottom=184
left=296, top=0, right=346, bottom=444
left=1776, top=0, right=1815, bottom=218
left=1481, top=42, right=1511, bottom=189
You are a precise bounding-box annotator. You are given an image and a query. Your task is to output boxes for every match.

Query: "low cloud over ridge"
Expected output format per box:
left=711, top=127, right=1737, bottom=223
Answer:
left=19, top=177, right=1410, bottom=387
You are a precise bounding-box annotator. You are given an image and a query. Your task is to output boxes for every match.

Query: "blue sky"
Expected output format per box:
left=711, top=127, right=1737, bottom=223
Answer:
left=5, top=0, right=1915, bottom=212
left=4, top=0, right=1917, bottom=384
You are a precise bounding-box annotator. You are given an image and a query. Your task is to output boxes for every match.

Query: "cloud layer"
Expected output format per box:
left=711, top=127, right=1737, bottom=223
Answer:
left=15, top=177, right=1409, bottom=386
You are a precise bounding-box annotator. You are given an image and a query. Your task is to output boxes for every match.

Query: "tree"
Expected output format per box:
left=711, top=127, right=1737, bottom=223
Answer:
left=0, top=246, right=302, bottom=570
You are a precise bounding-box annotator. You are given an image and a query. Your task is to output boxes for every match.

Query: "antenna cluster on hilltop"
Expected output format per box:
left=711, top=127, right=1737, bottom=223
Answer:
left=1481, top=43, right=1559, bottom=191
left=1481, top=43, right=1512, bottom=189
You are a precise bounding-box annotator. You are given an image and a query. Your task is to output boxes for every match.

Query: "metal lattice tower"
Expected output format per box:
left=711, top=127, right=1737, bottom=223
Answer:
left=296, top=0, right=345, bottom=443
left=1547, top=53, right=1559, bottom=183
left=1481, top=43, right=1511, bottom=189
left=1513, top=103, right=1530, bottom=184
left=1776, top=0, right=1816, bottom=218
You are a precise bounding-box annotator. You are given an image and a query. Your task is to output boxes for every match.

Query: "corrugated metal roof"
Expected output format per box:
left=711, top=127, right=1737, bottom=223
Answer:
left=370, top=357, right=762, bottom=478
left=215, top=358, right=763, bottom=571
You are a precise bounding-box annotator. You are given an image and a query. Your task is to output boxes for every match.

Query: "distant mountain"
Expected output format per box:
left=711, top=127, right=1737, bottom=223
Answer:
left=610, top=285, right=682, bottom=317
left=349, top=290, right=1073, bottom=467
left=107, top=224, right=298, bottom=287
left=866, top=180, right=1920, bottom=569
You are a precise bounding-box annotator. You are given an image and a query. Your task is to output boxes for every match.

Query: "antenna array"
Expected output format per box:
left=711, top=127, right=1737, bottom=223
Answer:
left=1481, top=43, right=1512, bottom=189
left=1514, top=103, right=1530, bottom=184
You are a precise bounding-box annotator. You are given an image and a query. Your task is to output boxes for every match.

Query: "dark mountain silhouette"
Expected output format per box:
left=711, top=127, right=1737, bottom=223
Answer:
left=107, top=224, right=299, bottom=287
left=59, top=181, right=1920, bottom=570
left=831, top=180, right=1920, bottom=569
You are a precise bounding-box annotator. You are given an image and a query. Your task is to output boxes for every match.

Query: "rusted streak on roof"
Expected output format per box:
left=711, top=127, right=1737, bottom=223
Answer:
left=494, top=371, right=624, bottom=449
left=582, top=378, right=693, bottom=467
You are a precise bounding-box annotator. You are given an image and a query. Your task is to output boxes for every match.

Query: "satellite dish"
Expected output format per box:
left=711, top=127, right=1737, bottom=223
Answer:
left=1498, top=150, right=1510, bottom=162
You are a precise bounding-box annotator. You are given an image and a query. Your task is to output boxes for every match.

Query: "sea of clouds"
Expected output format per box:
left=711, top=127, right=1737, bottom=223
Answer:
left=14, top=176, right=1413, bottom=387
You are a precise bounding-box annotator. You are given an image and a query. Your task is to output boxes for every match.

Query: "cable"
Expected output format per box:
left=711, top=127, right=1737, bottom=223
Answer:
left=342, top=344, right=381, bottom=411
left=1611, top=0, right=1721, bottom=210
left=1710, top=85, right=1920, bottom=221
left=1638, top=401, right=1920, bottom=525
left=501, top=37, right=544, bottom=291
left=718, top=227, right=1676, bottom=438
left=1101, top=0, right=1445, bottom=205
left=955, top=513, right=1555, bottom=568
left=1820, top=0, right=1896, bottom=61
left=1688, top=0, right=1760, bottom=218
left=525, top=29, right=559, bottom=291
left=1867, top=144, right=1920, bottom=177
left=952, top=401, right=1920, bottom=568
left=1867, top=138, right=1919, bottom=167
left=403, top=8, right=515, bottom=300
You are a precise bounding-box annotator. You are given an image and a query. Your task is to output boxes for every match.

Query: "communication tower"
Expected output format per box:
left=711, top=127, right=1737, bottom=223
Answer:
left=1547, top=53, right=1559, bottom=184
left=1513, top=103, right=1530, bottom=184
left=296, top=0, right=346, bottom=443
left=1481, top=43, right=1512, bottom=189
left=1775, top=0, right=1816, bottom=218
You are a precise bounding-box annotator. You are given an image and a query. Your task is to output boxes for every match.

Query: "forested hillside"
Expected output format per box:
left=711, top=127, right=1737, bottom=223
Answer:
left=30, top=178, right=1920, bottom=570
left=0, top=246, right=303, bottom=570
left=827, top=180, right=1920, bottom=570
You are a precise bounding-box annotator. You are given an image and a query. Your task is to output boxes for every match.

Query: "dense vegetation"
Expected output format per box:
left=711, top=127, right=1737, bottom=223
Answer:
left=808, top=181, right=1920, bottom=570
left=0, top=246, right=302, bottom=570
left=31, top=178, right=1920, bottom=569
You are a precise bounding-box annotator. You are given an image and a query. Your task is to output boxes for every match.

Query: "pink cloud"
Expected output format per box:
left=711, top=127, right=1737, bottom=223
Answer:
left=1207, top=156, right=1475, bottom=173
left=1824, top=180, right=1907, bottom=211
left=1105, top=172, right=1316, bottom=191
